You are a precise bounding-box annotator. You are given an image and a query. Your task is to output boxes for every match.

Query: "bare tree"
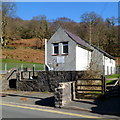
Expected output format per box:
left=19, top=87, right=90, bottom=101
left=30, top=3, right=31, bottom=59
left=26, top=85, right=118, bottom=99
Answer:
left=80, top=11, right=103, bottom=45
left=1, top=2, right=16, bottom=46
left=49, top=17, right=79, bottom=37
left=31, top=15, right=49, bottom=49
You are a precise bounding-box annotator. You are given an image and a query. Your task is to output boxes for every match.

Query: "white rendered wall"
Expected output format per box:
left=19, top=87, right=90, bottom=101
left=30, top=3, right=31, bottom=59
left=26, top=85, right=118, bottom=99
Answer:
left=103, top=56, right=116, bottom=75
left=112, top=59, right=116, bottom=74
left=76, top=45, right=91, bottom=71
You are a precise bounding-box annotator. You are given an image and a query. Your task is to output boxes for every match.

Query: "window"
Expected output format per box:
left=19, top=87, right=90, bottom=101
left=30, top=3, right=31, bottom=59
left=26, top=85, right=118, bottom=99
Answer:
left=111, top=67, right=112, bottom=74
left=53, top=43, right=59, bottom=55
left=62, top=42, right=68, bottom=54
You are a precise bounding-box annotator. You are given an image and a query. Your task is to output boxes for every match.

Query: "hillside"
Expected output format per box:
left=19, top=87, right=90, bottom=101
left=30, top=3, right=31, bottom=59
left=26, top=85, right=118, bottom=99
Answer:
left=8, top=38, right=45, bottom=48
left=2, top=38, right=45, bottom=64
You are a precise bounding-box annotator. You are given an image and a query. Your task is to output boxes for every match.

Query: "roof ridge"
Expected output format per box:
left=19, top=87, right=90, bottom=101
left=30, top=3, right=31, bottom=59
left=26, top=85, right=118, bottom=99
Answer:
left=62, top=28, right=115, bottom=59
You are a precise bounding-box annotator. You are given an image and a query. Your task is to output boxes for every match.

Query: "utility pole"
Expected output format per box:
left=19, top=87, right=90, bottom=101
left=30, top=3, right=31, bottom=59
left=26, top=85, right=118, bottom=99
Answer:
left=89, top=21, right=92, bottom=46
left=44, top=38, right=47, bottom=70
left=88, top=21, right=92, bottom=69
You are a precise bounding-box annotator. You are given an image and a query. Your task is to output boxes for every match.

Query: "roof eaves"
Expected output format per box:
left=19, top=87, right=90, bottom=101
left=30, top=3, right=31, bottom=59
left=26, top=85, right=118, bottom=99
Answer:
left=64, top=30, right=92, bottom=51
left=62, top=28, right=115, bottom=60
left=91, top=44, right=115, bottom=60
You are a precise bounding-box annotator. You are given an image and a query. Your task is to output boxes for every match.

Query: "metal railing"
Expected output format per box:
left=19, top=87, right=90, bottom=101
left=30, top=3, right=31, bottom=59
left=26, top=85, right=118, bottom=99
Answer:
left=1, top=63, right=44, bottom=72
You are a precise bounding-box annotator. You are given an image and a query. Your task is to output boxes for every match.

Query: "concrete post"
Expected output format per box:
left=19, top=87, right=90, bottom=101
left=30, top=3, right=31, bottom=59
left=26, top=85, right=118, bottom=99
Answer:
left=33, top=64, right=35, bottom=71
left=5, top=63, right=7, bottom=72
left=21, top=64, right=23, bottom=71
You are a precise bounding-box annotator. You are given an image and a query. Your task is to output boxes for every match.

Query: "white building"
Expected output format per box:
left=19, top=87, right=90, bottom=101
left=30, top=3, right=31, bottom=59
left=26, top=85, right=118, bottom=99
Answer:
left=45, top=27, right=116, bottom=75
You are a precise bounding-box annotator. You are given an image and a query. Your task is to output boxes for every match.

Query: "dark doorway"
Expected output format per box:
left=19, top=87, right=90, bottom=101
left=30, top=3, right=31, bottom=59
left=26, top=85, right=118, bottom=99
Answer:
left=9, top=79, right=17, bottom=89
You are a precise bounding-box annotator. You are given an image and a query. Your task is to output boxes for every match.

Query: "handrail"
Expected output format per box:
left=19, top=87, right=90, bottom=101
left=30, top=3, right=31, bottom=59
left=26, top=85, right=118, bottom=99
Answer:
left=114, top=80, right=119, bottom=86
left=5, top=68, right=17, bottom=80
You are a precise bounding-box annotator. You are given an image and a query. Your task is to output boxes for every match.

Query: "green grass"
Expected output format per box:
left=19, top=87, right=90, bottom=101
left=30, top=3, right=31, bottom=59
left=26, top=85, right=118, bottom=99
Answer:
left=105, top=74, right=120, bottom=84
left=1, top=58, right=44, bottom=71
left=106, top=80, right=117, bottom=84
left=106, top=74, right=120, bottom=79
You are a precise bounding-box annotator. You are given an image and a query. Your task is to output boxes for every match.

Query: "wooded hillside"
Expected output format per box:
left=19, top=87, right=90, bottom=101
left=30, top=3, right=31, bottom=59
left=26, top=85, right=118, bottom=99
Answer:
left=1, top=3, right=120, bottom=57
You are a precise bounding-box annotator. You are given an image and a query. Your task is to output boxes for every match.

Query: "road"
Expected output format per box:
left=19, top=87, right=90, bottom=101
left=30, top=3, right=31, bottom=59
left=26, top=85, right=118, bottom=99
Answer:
left=1, top=103, right=101, bottom=119
left=1, top=91, right=120, bottom=119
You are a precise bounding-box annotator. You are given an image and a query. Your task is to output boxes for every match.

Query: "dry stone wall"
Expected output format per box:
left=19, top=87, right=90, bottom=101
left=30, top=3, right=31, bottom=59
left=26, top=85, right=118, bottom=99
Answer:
left=17, top=71, right=80, bottom=92
left=37, top=71, right=76, bottom=92
left=3, top=71, right=85, bottom=92
left=54, top=82, right=72, bottom=107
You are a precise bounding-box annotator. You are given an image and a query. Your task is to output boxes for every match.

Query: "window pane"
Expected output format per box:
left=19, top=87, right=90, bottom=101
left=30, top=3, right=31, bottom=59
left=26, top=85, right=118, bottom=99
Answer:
left=63, top=42, right=68, bottom=54
left=53, top=43, right=59, bottom=54
left=63, top=46, right=68, bottom=53
left=54, top=46, right=59, bottom=54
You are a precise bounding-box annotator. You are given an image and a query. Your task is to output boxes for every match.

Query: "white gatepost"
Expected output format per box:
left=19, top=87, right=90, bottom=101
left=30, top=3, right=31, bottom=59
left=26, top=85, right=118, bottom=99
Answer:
left=33, top=64, right=35, bottom=71
left=21, top=64, right=23, bottom=71
left=5, top=63, right=7, bottom=72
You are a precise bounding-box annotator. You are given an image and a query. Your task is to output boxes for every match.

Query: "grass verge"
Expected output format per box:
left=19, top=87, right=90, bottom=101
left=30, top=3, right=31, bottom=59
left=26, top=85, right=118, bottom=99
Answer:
left=1, top=58, right=44, bottom=71
left=106, top=74, right=120, bottom=79
left=105, top=74, right=120, bottom=84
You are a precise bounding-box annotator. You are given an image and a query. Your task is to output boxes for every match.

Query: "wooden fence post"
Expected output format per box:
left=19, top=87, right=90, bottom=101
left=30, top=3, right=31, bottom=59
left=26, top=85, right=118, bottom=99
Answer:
left=29, top=71, right=31, bottom=79
left=71, top=82, right=76, bottom=101
left=16, top=68, right=20, bottom=90
left=33, top=66, right=35, bottom=78
left=101, top=75, right=106, bottom=94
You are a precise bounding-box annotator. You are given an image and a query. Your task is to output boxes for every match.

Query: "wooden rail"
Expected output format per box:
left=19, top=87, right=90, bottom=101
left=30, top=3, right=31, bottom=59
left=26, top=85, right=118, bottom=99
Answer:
left=106, top=77, right=120, bottom=90
left=75, top=75, right=106, bottom=99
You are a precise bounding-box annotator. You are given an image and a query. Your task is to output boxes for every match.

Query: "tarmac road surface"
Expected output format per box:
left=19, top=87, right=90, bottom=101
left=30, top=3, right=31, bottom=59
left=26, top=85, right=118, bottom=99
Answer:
left=1, top=91, right=120, bottom=119
left=1, top=103, right=101, bottom=119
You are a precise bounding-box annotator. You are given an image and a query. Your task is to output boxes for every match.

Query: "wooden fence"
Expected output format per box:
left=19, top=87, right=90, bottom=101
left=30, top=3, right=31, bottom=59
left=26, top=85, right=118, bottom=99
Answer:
left=75, top=75, right=106, bottom=99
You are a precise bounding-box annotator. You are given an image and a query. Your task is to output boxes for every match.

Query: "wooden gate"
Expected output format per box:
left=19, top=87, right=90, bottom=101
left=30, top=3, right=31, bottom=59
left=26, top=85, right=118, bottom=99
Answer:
left=75, top=76, right=106, bottom=99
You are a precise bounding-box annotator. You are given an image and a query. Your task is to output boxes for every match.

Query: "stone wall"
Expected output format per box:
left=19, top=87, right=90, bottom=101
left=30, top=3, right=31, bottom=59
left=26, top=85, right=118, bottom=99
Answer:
left=54, top=82, right=73, bottom=107
left=37, top=71, right=77, bottom=92
left=17, top=71, right=81, bottom=92
left=2, top=68, right=18, bottom=91
left=2, top=71, right=17, bottom=91
left=2, top=70, right=85, bottom=92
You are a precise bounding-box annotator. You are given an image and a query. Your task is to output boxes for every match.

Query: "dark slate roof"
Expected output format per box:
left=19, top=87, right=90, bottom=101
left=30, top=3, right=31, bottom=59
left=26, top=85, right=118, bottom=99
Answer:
left=64, top=30, right=89, bottom=49
left=63, top=29, right=115, bottom=60
left=91, top=45, right=115, bottom=60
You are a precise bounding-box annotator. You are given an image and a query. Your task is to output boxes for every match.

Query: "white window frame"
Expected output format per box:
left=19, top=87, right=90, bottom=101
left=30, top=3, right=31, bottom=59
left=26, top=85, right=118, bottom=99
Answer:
left=52, top=43, right=59, bottom=55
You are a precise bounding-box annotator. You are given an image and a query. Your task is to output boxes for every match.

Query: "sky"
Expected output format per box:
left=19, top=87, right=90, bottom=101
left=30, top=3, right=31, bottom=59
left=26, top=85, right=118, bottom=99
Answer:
left=15, top=2, right=118, bottom=23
